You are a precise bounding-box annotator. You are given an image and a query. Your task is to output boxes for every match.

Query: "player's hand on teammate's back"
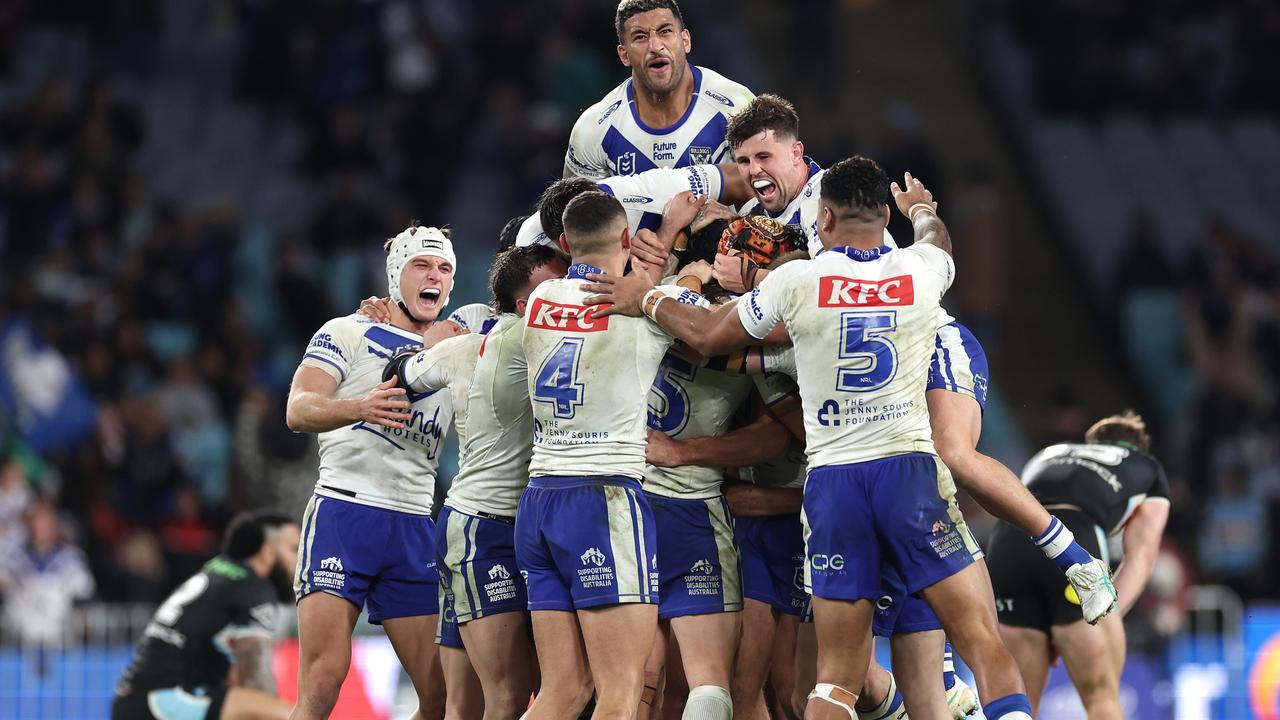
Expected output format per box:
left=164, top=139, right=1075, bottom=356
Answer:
left=357, top=296, right=394, bottom=323
left=421, top=319, right=468, bottom=349
left=358, top=378, right=412, bottom=429
left=713, top=251, right=748, bottom=294
left=582, top=271, right=652, bottom=317
left=890, top=171, right=937, bottom=218
left=630, top=227, right=671, bottom=269
left=644, top=428, right=684, bottom=467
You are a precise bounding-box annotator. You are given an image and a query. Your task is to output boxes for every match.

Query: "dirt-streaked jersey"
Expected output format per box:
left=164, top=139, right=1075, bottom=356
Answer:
left=524, top=266, right=699, bottom=480
left=565, top=65, right=753, bottom=180
left=516, top=164, right=725, bottom=247
left=737, top=245, right=954, bottom=468
left=446, top=303, right=499, bottom=335
left=1021, top=443, right=1171, bottom=535
left=117, top=558, right=276, bottom=695
left=300, top=315, right=452, bottom=514
left=644, top=350, right=752, bottom=498
left=445, top=315, right=534, bottom=518
left=403, top=333, right=484, bottom=463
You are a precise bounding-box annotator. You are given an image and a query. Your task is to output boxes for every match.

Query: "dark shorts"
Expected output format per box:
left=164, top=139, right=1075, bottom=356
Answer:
left=294, top=494, right=439, bottom=624
left=647, top=492, right=742, bottom=619
left=112, top=686, right=226, bottom=720
left=988, top=509, right=1107, bottom=631
left=735, top=514, right=809, bottom=616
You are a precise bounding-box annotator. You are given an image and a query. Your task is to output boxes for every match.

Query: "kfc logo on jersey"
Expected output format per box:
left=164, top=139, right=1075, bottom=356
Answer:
left=818, top=275, right=915, bottom=308
left=527, top=298, right=610, bottom=332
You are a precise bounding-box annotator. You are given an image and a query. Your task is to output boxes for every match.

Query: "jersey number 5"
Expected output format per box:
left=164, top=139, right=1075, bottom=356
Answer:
left=534, top=338, right=586, bottom=419
left=648, top=354, right=697, bottom=434
left=837, top=311, right=898, bottom=393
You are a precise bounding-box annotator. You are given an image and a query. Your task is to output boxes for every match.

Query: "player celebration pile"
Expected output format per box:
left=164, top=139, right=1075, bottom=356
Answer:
left=113, top=2, right=1172, bottom=720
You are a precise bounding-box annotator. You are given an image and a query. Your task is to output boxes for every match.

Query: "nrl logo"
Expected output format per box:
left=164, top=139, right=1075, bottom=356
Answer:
left=617, top=151, right=636, bottom=175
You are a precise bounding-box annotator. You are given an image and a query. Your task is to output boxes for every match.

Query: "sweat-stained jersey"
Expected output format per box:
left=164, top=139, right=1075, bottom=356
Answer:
left=516, top=164, right=725, bottom=247
left=443, top=315, right=535, bottom=518
left=644, top=350, right=752, bottom=498
left=737, top=245, right=954, bottom=468
left=403, top=332, right=484, bottom=463
left=300, top=315, right=453, bottom=515
left=523, top=265, right=705, bottom=480
left=565, top=65, right=753, bottom=180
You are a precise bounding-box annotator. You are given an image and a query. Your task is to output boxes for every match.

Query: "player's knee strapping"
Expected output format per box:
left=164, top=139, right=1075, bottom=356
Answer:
left=682, top=685, right=731, bottom=720
left=984, top=693, right=1033, bottom=720
left=855, top=674, right=903, bottom=720
left=809, top=683, right=859, bottom=719
left=1033, top=515, right=1093, bottom=571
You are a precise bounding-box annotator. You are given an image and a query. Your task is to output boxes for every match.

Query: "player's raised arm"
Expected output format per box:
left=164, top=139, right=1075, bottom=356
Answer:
left=891, top=171, right=951, bottom=255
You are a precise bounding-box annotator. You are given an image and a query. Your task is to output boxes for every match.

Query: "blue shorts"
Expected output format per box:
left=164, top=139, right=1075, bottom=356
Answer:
left=294, top=495, right=438, bottom=624
left=928, top=322, right=989, bottom=411
left=436, top=588, right=464, bottom=648
left=872, top=564, right=941, bottom=637
left=803, top=454, right=973, bottom=602
left=515, top=476, right=658, bottom=611
left=647, top=493, right=742, bottom=620
left=436, top=506, right=527, bottom=625
left=735, top=514, right=809, bottom=616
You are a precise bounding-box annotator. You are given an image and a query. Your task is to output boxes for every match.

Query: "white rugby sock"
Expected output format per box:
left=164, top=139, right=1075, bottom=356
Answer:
left=683, top=685, right=732, bottom=720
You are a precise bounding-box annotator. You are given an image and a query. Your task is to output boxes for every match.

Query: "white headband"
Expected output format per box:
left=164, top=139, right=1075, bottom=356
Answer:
left=386, top=226, right=456, bottom=313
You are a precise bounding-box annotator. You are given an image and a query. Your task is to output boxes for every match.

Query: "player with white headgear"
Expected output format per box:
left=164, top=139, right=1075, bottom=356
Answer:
left=286, top=225, right=458, bottom=720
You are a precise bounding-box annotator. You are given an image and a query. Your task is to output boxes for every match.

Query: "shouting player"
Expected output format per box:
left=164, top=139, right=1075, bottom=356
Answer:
left=565, top=0, right=754, bottom=179
left=385, top=245, right=570, bottom=719
left=286, top=225, right=458, bottom=720
left=517, top=191, right=703, bottom=718
left=583, top=159, right=1036, bottom=720
left=990, top=412, right=1169, bottom=717
left=113, top=511, right=298, bottom=720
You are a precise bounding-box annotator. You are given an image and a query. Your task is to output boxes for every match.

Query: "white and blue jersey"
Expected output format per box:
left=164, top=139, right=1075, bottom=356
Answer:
left=565, top=65, right=754, bottom=180
left=516, top=163, right=725, bottom=248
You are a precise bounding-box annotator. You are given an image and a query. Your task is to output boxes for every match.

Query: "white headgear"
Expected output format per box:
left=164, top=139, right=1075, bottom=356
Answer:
left=386, top=225, right=456, bottom=318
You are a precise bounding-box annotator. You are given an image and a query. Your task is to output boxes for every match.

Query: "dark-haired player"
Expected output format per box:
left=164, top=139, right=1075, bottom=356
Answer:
left=112, top=512, right=298, bottom=720
left=718, top=93, right=1117, bottom=626
left=582, top=158, right=1036, bottom=720
left=384, top=244, right=569, bottom=719
left=286, top=225, right=459, bottom=720
left=990, top=412, right=1169, bottom=717
left=516, top=192, right=706, bottom=718
left=564, top=0, right=754, bottom=180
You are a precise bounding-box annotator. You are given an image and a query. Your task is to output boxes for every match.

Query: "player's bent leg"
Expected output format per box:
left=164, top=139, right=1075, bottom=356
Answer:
left=806, top=597, right=874, bottom=720
left=919, top=563, right=1031, bottom=719
left=220, top=688, right=292, bottom=720
left=383, top=614, right=447, bottom=720
left=439, top=646, right=482, bottom=720
left=526, top=610, right=593, bottom=720
left=291, top=592, right=360, bottom=720
left=458, top=612, right=537, bottom=720
left=732, top=599, right=778, bottom=720
left=996, top=625, right=1051, bottom=714
left=887, top=630, right=949, bottom=720
left=670, top=612, right=738, bottom=719
left=1050, top=615, right=1125, bottom=720
left=578, top=603, right=660, bottom=720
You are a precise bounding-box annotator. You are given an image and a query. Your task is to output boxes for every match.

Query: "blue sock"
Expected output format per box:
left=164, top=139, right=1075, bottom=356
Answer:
left=943, top=642, right=956, bottom=690
left=985, top=693, right=1033, bottom=719
left=1033, top=515, right=1094, bottom=572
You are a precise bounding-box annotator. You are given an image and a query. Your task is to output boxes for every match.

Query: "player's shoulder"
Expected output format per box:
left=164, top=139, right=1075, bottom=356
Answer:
left=312, top=313, right=373, bottom=343
left=447, top=303, right=499, bottom=334
left=695, top=65, right=754, bottom=113
left=515, top=214, right=549, bottom=248
left=571, top=79, right=630, bottom=136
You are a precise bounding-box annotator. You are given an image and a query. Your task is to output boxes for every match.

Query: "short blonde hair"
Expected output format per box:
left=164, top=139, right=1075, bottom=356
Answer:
left=1085, top=410, right=1150, bottom=452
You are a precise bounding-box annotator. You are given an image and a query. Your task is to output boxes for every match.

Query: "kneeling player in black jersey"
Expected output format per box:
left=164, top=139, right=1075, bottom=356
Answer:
left=113, top=511, right=299, bottom=720
left=988, top=412, right=1169, bottom=718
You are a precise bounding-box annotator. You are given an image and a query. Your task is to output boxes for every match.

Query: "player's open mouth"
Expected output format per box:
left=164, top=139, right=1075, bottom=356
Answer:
left=418, top=288, right=441, bottom=307
left=647, top=58, right=671, bottom=73
left=753, top=178, right=777, bottom=203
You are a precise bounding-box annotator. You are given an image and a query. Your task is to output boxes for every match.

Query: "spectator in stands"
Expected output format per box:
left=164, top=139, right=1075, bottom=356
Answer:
left=0, top=499, right=95, bottom=646
left=1200, top=463, right=1268, bottom=596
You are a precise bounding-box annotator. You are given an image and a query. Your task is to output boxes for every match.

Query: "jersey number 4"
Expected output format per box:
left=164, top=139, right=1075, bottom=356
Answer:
left=534, top=338, right=586, bottom=419
left=837, top=311, right=898, bottom=392
left=648, top=355, right=697, bottom=434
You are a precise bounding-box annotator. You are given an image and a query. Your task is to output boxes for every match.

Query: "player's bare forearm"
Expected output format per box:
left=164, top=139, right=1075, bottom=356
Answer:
left=673, top=413, right=793, bottom=468
left=724, top=483, right=803, bottom=517
left=912, top=212, right=951, bottom=255
left=655, top=298, right=754, bottom=357
left=286, top=368, right=359, bottom=433
left=233, top=636, right=277, bottom=695
left=1114, top=501, right=1169, bottom=615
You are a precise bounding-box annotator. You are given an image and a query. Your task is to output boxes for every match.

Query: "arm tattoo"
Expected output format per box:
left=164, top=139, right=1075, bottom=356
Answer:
left=235, top=636, right=277, bottom=695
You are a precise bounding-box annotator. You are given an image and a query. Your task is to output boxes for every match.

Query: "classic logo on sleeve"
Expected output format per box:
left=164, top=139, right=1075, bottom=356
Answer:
left=527, top=298, right=610, bottom=332
left=818, top=275, right=915, bottom=308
